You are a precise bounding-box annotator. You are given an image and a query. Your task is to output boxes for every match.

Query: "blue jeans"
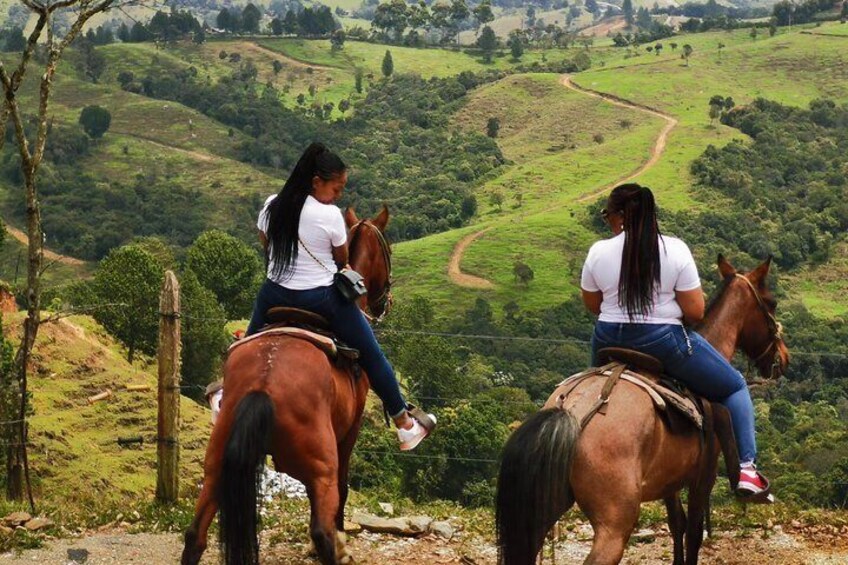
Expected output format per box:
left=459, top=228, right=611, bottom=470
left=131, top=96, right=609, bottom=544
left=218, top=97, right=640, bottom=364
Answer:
left=246, top=279, right=407, bottom=417
left=591, top=322, right=757, bottom=464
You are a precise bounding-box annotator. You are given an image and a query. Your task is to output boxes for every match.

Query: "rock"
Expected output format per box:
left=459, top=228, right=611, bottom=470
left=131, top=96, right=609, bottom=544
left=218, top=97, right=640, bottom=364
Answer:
left=351, top=512, right=432, bottom=537
left=632, top=529, right=656, bottom=543
left=407, top=516, right=433, bottom=534
left=24, top=517, right=53, bottom=531
left=2, top=512, right=31, bottom=527
left=576, top=523, right=594, bottom=541
left=378, top=502, right=394, bottom=516
left=67, top=548, right=89, bottom=563
left=0, top=524, right=13, bottom=535
left=343, top=521, right=362, bottom=535
left=429, top=521, right=455, bottom=540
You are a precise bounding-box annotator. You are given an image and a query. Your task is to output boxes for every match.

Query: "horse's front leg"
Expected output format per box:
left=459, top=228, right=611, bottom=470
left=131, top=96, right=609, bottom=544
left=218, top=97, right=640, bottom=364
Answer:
left=333, top=417, right=364, bottom=564
left=664, top=493, right=686, bottom=565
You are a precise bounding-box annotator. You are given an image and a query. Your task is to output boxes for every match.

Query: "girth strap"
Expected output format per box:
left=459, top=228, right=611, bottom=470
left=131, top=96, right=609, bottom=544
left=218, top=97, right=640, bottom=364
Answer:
left=579, top=364, right=627, bottom=429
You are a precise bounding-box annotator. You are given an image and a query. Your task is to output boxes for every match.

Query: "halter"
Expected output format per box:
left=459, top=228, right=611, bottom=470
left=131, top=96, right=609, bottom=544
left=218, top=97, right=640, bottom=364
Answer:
left=350, top=220, right=393, bottom=325
left=734, top=274, right=785, bottom=378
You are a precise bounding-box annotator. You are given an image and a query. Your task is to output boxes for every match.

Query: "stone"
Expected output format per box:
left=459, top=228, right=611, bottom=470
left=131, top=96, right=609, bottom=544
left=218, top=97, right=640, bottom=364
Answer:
left=343, top=521, right=363, bottom=534
left=2, top=512, right=31, bottom=527
left=632, top=529, right=656, bottom=543
left=24, top=517, right=53, bottom=531
left=378, top=502, right=394, bottom=516
left=429, top=521, right=455, bottom=540
left=0, top=524, right=13, bottom=535
left=407, top=515, right=432, bottom=534
left=351, top=512, right=432, bottom=537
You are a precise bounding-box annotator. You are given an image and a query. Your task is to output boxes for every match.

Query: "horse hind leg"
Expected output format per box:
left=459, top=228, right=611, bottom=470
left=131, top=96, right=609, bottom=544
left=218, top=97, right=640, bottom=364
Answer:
left=664, top=494, right=686, bottom=565
left=581, top=483, right=641, bottom=565
left=306, top=474, right=341, bottom=565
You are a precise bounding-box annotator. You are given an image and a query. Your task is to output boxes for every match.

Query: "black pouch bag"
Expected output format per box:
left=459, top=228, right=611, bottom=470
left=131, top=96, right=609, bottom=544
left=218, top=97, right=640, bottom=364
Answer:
left=334, top=269, right=368, bottom=303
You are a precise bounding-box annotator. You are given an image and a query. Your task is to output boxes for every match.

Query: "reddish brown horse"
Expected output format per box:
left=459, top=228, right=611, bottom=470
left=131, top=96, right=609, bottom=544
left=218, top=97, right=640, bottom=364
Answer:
left=496, top=256, right=789, bottom=565
left=181, top=207, right=393, bottom=565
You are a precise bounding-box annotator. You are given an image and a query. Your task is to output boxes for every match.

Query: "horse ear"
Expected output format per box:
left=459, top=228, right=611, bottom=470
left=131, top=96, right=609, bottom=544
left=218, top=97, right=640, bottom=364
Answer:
left=749, top=255, right=772, bottom=287
left=372, top=205, right=390, bottom=232
left=717, top=254, right=736, bottom=279
left=344, top=207, right=359, bottom=230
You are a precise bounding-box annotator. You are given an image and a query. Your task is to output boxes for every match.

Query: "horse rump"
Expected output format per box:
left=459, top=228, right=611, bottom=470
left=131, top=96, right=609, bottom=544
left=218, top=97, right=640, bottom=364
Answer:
left=496, top=408, right=580, bottom=565
left=218, top=391, right=275, bottom=565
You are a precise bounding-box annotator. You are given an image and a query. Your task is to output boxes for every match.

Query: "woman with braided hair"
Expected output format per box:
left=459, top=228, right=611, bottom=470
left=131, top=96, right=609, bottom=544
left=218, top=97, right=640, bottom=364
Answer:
left=580, top=183, right=769, bottom=496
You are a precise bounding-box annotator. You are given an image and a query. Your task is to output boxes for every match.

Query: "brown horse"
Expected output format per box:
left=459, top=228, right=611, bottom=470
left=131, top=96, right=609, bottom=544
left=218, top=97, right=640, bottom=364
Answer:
left=496, top=255, right=790, bottom=565
left=181, top=207, right=393, bottom=565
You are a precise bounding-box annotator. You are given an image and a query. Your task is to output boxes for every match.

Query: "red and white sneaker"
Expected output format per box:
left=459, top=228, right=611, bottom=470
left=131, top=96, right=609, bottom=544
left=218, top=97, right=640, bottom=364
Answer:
left=397, top=413, right=437, bottom=452
left=737, top=464, right=769, bottom=496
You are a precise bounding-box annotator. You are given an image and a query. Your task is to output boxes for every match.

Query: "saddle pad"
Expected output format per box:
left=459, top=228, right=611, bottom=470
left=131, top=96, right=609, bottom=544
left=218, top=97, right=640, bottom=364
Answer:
left=547, top=366, right=702, bottom=430
left=229, top=327, right=337, bottom=358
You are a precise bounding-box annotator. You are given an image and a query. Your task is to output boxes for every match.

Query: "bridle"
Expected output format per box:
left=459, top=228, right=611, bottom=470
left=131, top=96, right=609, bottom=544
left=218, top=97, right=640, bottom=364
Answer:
left=350, top=220, right=393, bottom=325
left=734, top=273, right=785, bottom=378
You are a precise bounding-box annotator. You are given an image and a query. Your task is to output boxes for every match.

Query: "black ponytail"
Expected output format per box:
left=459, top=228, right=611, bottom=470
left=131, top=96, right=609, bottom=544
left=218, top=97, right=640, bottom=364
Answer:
left=607, top=183, right=662, bottom=320
left=265, top=142, right=347, bottom=278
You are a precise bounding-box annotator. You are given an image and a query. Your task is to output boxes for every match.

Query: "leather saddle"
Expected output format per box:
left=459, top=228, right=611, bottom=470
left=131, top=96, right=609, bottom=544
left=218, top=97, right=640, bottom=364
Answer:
left=228, top=307, right=360, bottom=365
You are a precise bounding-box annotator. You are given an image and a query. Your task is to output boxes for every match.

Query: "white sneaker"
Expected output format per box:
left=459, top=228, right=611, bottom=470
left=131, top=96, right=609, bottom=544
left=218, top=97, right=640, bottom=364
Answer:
left=397, top=413, right=436, bottom=451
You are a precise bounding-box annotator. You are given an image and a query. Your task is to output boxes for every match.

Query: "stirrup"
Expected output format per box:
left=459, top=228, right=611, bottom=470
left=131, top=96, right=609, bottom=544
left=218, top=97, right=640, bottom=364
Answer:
left=407, top=403, right=437, bottom=432
left=735, top=474, right=774, bottom=504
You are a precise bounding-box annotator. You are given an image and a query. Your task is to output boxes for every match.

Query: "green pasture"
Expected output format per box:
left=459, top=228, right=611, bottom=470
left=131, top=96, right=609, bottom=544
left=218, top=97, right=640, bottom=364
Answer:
left=393, top=26, right=848, bottom=319
left=6, top=313, right=210, bottom=514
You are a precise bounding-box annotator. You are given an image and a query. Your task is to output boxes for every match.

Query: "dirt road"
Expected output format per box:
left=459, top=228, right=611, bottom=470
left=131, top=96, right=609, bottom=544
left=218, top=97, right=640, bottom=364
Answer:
left=447, top=75, right=678, bottom=289
left=1, top=524, right=846, bottom=564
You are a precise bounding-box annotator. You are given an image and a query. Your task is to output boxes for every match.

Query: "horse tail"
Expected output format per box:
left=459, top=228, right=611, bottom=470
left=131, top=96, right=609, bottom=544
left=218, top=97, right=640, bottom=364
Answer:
left=496, top=408, right=580, bottom=565
left=218, top=391, right=274, bottom=565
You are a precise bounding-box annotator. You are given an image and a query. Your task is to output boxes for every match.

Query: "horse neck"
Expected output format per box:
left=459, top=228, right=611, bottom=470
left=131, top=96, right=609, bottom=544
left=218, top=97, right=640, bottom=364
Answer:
left=698, top=286, right=749, bottom=362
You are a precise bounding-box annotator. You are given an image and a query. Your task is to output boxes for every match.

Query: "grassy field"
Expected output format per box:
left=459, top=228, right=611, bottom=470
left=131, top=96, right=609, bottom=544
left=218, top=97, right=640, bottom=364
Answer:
left=2, top=313, right=210, bottom=515
left=391, top=25, right=848, bottom=320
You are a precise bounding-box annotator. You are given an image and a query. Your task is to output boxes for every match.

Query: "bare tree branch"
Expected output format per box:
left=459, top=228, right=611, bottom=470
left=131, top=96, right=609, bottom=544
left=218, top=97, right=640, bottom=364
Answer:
left=11, top=12, right=49, bottom=91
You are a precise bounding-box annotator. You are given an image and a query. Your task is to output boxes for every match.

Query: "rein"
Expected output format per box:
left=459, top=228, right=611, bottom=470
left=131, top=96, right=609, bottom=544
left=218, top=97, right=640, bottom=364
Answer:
left=734, top=273, right=784, bottom=378
left=350, top=220, right=393, bottom=324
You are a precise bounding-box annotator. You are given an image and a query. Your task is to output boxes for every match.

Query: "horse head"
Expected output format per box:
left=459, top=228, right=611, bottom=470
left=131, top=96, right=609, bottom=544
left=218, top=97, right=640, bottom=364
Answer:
left=344, top=206, right=393, bottom=323
left=716, top=254, right=789, bottom=378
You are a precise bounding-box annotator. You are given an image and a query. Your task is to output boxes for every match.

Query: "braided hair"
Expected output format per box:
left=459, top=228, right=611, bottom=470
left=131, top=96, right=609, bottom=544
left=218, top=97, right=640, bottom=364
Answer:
left=607, top=183, right=663, bottom=320
left=265, top=142, right=347, bottom=278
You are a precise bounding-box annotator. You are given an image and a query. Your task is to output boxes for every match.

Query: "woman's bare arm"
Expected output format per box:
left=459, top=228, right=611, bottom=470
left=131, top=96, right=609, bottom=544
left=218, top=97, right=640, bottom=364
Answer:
left=581, top=289, right=603, bottom=316
left=332, top=243, right=349, bottom=270
left=675, top=288, right=705, bottom=325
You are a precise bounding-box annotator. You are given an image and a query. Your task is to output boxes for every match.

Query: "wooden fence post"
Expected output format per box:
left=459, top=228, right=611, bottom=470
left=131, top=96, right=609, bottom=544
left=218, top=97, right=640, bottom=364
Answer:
left=157, top=270, right=181, bottom=503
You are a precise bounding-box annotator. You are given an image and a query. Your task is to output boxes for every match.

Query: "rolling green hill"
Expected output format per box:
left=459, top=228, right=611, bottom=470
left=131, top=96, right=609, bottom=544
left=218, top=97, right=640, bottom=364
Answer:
left=391, top=24, right=848, bottom=320
left=2, top=313, right=210, bottom=515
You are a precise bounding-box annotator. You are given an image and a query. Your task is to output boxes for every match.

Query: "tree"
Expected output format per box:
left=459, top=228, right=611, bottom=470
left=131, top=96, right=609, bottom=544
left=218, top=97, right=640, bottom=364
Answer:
left=585, top=0, right=599, bottom=15
left=90, top=245, right=163, bottom=363
left=79, top=105, right=111, bottom=139
left=372, top=0, right=410, bottom=40
left=185, top=230, right=261, bottom=319
left=193, top=26, right=206, bottom=44
left=473, top=0, right=494, bottom=31
left=750, top=25, right=758, bottom=40
left=654, top=42, right=662, bottom=55
left=339, top=98, right=351, bottom=114
left=670, top=41, right=678, bottom=51
left=3, top=27, right=26, bottom=52
left=272, top=60, right=284, bottom=75
left=283, top=10, right=299, bottom=34
left=526, top=5, right=536, bottom=28
left=355, top=68, right=364, bottom=93
left=0, top=0, right=123, bottom=505
left=271, top=16, right=284, bottom=35
left=769, top=19, right=778, bottom=36
left=77, top=40, right=106, bottom=83
left=508, top=32, right=524, bottom=60
left=180, top=269, right=229, bottom=400
left=382, top=49, right=394, bottom=77
left=513, top=261, right=534, bottom=286
left=486, top=116, right=500, bottom=138
left=489, top=190, right=504, bottom=211
left=217, top=8, right=234, bottom=33
left=682, top=43, right=693, bottom=66
left=717, top=41, right=725, bottom=60
left=331, top=29, right=346, bottom=50
left=623, top=0, right=634, bottom=27
left=117, top=22, right=130, bottom=42
left=709, top=102, right=721, bottom=126
left=476, top=25, right=498, bottom=63
left=129, top=22, right=152, bottom=42
left=242, top=3, right=262, bottom=34
left=449, top=0, right=470, bottom=44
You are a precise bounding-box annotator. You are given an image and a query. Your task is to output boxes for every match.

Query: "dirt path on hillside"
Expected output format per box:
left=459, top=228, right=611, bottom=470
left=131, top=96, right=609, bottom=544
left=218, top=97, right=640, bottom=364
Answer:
left=110, top=131, right=221, bottom=163
left=447, top=76, right=678, bottom=289
left=3, top=223, right=85, bottom=267
left=561, top=75, right=678, bottom=203
left=2, top=524, right=847, bottom=564
left=249, top=42, right=340, bottom=71
left=447, top=228, right=495, bottom=289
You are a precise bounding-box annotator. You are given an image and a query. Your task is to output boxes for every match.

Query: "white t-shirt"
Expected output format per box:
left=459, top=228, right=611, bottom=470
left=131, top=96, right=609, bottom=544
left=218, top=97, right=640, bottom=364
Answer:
left=257, top=194, right=347, bottom=290
left=580, top=233, right=701, bottom=325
